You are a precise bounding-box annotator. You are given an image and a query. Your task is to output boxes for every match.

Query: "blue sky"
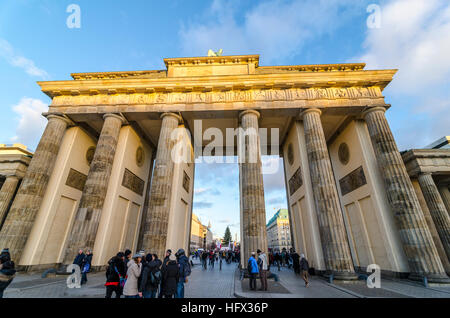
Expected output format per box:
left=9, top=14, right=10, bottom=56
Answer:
left=1, top=0, right=449, bottom=239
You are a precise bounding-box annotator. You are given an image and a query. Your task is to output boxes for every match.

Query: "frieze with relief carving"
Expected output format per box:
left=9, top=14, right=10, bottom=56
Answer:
left=51, top=86, right=380, bottom=107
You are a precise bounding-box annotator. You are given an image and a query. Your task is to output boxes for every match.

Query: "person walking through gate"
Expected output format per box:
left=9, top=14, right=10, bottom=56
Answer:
left=105, top=252, right=126, bottom=298
left=299, top=253, right=310, bottom=287
left=123, top=254, right=142, bottom=298
left=257, top=249, right=268, bottom=291
left=247, top=252, right=259, bottom=291
left=291, top=249, right=300, bottom=275
left=201, top=250, right=208, bottom=269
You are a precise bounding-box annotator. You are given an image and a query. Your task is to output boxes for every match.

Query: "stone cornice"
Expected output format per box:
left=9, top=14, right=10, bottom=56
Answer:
left=38, top=69, right=396, bottom=98
left=164, top=54, right=260, bottom=67
left=71, top=70, right=166, bottom=80
left=402, top=149, right=450, bottom=177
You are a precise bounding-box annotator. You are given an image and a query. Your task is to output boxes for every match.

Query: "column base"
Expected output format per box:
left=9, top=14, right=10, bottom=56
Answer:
left=408, top=272, right=450, bottom=284
left=324, top=271, right=359, bottom=282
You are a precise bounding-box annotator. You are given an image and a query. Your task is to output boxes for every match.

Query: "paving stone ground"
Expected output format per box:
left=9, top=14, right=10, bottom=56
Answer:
left=3, top=260, right=450, bottom=298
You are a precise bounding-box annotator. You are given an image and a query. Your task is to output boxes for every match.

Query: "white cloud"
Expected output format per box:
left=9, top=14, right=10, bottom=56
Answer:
left=353, top=0, right=450, bottom=147
left=0, top=38, right=49, bottom=78
left=179, top=0, right=359, bottom=64
left=11, top=97, right=48, bottom=148
left=357, top=0, right=450, bottom=91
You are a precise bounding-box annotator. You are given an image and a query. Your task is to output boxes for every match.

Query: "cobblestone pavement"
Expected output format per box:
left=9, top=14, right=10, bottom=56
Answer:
left=4, top=258, right=238, bottom=298
left=185, top=258, right=236, bottom=298
left=4, top=261, right=450, bottom=298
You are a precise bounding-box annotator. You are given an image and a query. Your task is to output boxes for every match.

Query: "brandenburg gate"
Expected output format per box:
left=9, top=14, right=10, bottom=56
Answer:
left=0, top=54, right=449, bottom=282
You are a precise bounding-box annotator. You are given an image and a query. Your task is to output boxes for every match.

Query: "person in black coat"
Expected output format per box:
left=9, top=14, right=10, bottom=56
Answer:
left=290, top=249, right=300, bottom=275
left=161, top=254, right=178, bottom=298
left=0, top=252, right=16, bottom=298
left=158, top=249, right=172, bottom=298
left=73, top=249, right=85, bottom=268
left=140, top=254, right=162, bottom=298
left=105, top=252, right=126, bottom=298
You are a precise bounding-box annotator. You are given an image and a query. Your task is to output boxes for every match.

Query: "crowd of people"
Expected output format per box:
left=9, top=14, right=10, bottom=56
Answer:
left=248, top=248, right=310, bottom=290
left=101, top=248, right=190, bottom=298
left=0, top=245, right=310, bottom=298
left=193, top=249, right=240, bottom=270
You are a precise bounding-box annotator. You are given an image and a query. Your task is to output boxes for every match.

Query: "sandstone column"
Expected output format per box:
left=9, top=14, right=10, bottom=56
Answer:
left=0, top=176, right=20, bottom=226
left=363, top=106, right=449, bottom=282
left=141, top=112, right=182, bottom=257
left=301, top=108, right=356, bottom=280
left=63, top=113, right=125, bottom=263
left=439, top=186, right=450, bottom=216
left=418, top=173, right=450, bottom=261
left=0, top=113, right=72, bottom=262
left=238, top=110, right=268, bottom=267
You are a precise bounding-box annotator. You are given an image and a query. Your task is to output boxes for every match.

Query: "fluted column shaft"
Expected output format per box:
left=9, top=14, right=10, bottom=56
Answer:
left=302, top=108, right=356, bottom=279
left=238, top=110, right=268, bottom=267
left=418, top=173, right=450, bottom=261
left=439, top=186, right=450, bottom=216
left=363, top=106, right=448, bottom=281
left=64, top=113, right=124, bottom=263
left=0, top=176, right=20, bottom=227
left=141, top=113, right=181, bottom=257
left=0, top=114, right=71, bottom=262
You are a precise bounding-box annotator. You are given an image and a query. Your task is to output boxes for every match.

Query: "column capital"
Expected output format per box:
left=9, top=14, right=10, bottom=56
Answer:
left=160, top=112, right=182, bottom=123
left=300, top=108, right=322, bottom=119
left=103, top=112, right=128, bottom=124
left=4, top=175, right=20, bottom=181
left=361, top=106, right=387, bottom=119
left=239, top=109, right=260, bottom=120
left=43, top=112, right=74, bottom=126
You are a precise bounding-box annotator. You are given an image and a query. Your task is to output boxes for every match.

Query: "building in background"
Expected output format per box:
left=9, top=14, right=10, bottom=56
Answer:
left=266, top=209, right=291, bottom=252
left=189, top=213, right=213, bottom=251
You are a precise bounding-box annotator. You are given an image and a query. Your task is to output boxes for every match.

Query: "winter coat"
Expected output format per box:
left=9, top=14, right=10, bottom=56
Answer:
left=123, top=261, right=142, bottom=296
left=73, top=253, right=85, bottom=267
left=0, top=262, right=16, bottom=293
left=162, top=260, right=179, bottom=296
left=139, top=259, right=162, bottom=292
left=258, top=253, right=268, bottom=271
left=248, top=257, right=259, bottom=274
left=105, top=257, right=126, bottom=284
left=177, top=255, right=190, bottom=281
left=300, top=258, right=309, bottom=271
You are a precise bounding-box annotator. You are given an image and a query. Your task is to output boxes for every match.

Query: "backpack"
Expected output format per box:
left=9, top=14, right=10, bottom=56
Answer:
left=183, top=260, right=191, bottom=277
left=150, top=269, right=161, bottom=286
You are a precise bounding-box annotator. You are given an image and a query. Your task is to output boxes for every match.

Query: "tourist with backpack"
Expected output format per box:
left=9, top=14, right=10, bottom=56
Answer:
left=140, top=254, right=162, bottom=298
left=105, top=252, right=126, bottom=298
left=175, top=248, right=191, bottom=298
